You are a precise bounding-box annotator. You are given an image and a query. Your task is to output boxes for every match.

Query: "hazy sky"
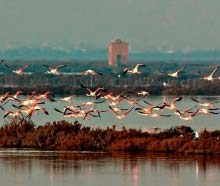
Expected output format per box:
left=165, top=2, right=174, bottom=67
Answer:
left=0, top=0, right=220, bottom=51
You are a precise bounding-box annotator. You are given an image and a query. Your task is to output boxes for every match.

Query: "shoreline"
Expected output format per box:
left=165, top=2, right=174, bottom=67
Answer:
left=2, top=86, right=220, bottom=96
left=0, top=120, right=220, bottom=155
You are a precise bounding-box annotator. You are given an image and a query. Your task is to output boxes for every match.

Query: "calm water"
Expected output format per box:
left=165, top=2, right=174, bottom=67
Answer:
left=0, top=150, right=220, bottom=186
left=1, top=96, right=220, bottom=131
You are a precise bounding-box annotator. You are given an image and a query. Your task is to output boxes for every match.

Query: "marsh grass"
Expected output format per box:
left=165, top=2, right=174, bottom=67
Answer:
left=0, top=119, right=220, bottom=154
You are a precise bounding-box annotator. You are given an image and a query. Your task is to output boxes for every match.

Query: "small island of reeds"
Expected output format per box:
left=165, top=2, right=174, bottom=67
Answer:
left=0, top=119, right=220, bottom=155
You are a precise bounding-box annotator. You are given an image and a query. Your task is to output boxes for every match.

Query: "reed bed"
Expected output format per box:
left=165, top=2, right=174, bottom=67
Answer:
left=0, top=119, right=220, bottom=154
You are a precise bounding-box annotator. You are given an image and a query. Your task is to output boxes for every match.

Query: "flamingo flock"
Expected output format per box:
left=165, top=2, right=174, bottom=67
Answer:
left=1, top=60, right=220, bottom=82
left=0, top=59, right=220, bottom=125
left=0, top=87, right=219, bottom=125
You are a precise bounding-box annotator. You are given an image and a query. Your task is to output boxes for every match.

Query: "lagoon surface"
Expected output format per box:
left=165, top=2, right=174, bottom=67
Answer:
left=0, top=150, right=220, bottom=186
left=1, top=96, right=220, bottom=131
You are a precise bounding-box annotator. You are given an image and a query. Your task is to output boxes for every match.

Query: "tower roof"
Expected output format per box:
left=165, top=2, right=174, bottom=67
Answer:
left=110, top=38, right=128, bottom=44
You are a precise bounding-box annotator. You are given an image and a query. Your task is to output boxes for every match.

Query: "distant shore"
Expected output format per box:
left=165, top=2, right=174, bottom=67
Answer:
left=2, top=85, right=220, bottom=96
left=0, top=120, right=220, bottom=154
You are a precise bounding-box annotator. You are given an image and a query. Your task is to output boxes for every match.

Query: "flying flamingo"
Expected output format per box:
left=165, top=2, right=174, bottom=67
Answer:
left=108, top=106, right=129, bottom=113
left=191, top=97, right=220, bottom=108
left=80, top=69, right=102, bottom=76
left=35, top=91, right=55, bottom=102
left=123, top=64, right=146, bottom=75
left=137, top=91, right=150, bottom=96
left=8, top=91, right=24, bottom=102
left=3, top=110, right=23, bottom=119
left=173, top=105, right=197, bottom=116
left=4, top=64, right=29, bottom=75
left=135, top=105, right=170, bottom=118
left=122, top=96, right=143, bottom=107
left=54, top=106, right=80, bottom=116
left=177, top=109, right=200, bottom=121
left=56, top=106, right=103, bottom=120
left=127, top=90, right=150, bottom=97
left=0, top=92, right=10, bottom=103
left=59, top=96, right=75, bottom=103
left=202, top=66, right=220, bottom=81
left=98, top=91, right=126, bottom=106
left=109, top=105, right=134, bottom=124
left=161, top=97, right=182, bottom=110
left=16, top=95, right=46, bottom=107
left=76, top=100, right=104, bottom=108
left=43, top=64, right=67, bottom=75
left=21, top=104, right=49, bottom=120
left=196, top=108, right=220, bottom=115
left=160, top=67, right=184, bottom=78
left=80, top=84, right=106, bottom=97
left=54, top=108, right=79, bottom=118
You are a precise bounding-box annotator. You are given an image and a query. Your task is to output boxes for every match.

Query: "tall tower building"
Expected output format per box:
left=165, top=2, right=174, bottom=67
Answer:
left=108, top=39, right=128, bottom=67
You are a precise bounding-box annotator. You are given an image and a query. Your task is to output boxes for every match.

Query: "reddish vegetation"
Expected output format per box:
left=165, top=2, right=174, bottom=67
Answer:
left=0, top=119, right=220, bottom=154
